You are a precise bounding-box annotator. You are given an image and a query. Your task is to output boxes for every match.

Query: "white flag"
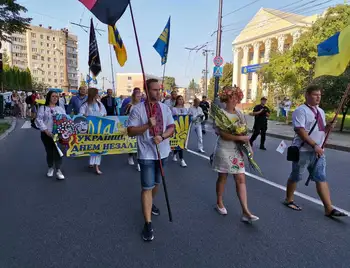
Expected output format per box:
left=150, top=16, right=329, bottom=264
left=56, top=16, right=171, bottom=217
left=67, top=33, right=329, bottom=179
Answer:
left=276, top=140, right=287, bottom=154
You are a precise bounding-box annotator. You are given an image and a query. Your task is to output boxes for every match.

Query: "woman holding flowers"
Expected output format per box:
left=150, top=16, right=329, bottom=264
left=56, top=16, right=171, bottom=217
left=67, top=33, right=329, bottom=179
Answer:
left=211, top=86, right=259, bottom=223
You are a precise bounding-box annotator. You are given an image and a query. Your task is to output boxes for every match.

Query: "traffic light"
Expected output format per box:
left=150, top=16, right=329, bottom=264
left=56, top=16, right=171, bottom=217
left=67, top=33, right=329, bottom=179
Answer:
left=0, top=53, right=3, bottom=73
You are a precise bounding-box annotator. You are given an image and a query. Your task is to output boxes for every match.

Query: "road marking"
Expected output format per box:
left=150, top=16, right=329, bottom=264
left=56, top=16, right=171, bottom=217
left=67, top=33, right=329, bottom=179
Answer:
left=187, top=149, right=350, bottom=215
left=21, top=121, right=32, bottom=129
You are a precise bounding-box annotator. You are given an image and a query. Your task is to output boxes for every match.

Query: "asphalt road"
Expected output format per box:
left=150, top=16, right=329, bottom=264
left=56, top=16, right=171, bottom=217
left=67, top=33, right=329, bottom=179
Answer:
left=0, top=120, right=349, bottom=268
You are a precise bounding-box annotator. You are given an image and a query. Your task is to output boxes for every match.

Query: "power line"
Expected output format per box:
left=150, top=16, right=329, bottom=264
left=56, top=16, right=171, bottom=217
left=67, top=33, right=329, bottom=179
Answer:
left=223, top=0, right=261, bottom=18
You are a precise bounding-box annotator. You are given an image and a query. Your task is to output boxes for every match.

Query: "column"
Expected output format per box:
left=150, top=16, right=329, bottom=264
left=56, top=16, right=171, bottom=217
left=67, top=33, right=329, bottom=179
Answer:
left=278, top=34, right=286, bottom=53
left=240, top=45, right=250, bottom=103
left=292, top=31, right=301, bottom=45
left=251, top=42, right=261, bottom=101
left=232, top=47, right=241, bottom=87
left=264, top=38, right=271, bottom=63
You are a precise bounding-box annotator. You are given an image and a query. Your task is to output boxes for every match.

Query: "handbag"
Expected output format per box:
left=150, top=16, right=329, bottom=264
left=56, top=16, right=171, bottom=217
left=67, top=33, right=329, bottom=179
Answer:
left=287, top=108, right=319, bottom=162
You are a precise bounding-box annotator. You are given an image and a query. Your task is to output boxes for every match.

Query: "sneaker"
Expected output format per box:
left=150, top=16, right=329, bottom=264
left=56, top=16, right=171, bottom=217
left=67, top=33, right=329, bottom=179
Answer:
left=199, top=149, right=205, bottom=153
left=47, top=168, right=54, bottom=177
left=142, top=222, right=154, bottom=242
left=152, top=204, right=160, bottom=216
left=172, top=154, right=178, bottom=162
left=216, top=205, right=228, bottom=215
left=259, top=147, right=267, bottom=151
left=180, top=159, right=187, bottom=167
left=241, top=214, right=259, bottom=223
left=137, top=164, right=141, bottom=172
left=56, top=169, right=65, bottom=180
left=128, top=156, right=135, bottom=165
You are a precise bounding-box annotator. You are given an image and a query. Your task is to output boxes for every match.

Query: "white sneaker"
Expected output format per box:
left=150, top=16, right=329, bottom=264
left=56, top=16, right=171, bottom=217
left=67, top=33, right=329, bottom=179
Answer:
left=241, top=214, right=259, bottom=223
left=128, top=156, right=135, bottom=165
left=47, top=168, right=54, bottom=177
left=137, top=164, right=141, bottom=172
left=216, top=205, right=228, bottom=215
left=56, top=169, right=65, bottom=180
left=172, top=154, right=178, bottom=162
left=180, top=159, right=187, bottom=167
left=199, top=149, right=205, bottom=153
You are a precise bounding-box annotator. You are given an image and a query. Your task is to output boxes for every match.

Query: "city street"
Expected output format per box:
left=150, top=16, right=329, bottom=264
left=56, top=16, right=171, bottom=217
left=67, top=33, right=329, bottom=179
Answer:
left=0, top=120, right=350, bottom=268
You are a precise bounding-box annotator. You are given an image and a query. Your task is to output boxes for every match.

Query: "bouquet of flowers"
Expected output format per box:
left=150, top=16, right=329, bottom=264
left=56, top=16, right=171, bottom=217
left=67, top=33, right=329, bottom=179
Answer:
left=210, top=103, right=262, bottom=175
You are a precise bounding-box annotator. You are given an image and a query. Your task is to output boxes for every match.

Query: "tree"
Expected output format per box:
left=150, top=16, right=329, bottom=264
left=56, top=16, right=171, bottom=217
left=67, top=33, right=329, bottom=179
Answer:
left=188, top=78, right=198, bottom=97
left=260, top=4, right=350, bottom=123
left=0, top=1, right=32, bottom=42
left=207, top=62, right=234, bottom=100
left=80, top=79, right=87, bottom=87
left=163, top=76, right=176, bottom=91
left=2, top=49, right=10, bottom=65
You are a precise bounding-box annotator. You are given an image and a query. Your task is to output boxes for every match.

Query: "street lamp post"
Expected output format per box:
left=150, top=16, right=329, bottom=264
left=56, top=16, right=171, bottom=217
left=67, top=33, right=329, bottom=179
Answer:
left=214, top=0, right=223, bottom=99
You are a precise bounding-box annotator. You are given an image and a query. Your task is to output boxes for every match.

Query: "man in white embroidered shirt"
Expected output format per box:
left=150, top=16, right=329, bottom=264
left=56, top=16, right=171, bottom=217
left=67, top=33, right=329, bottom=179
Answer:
left=284, top=85, right=347, bottom=218
left=127, top=78, right=175, bottom=242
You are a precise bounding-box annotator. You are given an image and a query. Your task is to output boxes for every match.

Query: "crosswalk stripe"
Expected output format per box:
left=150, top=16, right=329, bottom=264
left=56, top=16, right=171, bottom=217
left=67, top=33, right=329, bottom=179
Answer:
left=21, top=121, right=32, bottom=129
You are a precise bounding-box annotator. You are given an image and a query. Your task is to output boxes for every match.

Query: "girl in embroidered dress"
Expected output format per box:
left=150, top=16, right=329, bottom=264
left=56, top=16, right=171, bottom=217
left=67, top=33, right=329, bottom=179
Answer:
left=80, top=88, right=107, bottom=175
left=212, top=86, right=259, bottom=223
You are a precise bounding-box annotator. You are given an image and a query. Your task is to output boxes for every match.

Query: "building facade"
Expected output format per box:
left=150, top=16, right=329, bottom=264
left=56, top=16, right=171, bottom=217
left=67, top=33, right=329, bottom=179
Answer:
left=1, top=24, right=79, bottom=90
left=116, top=73, right=162, bottom=96
left=232, top=8, right=318, bottom=103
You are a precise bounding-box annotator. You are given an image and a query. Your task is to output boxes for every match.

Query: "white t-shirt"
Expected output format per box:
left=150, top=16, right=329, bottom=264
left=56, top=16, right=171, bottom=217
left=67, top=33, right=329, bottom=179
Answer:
left=188, top=106, right=204, bottom=124
left=284, top=100, right=292, bottom=111
left=291, top=104, right=326, bottom=152
left=172, top=107, right=188, bottom=116
left=127, top=102, right=175, bottom=160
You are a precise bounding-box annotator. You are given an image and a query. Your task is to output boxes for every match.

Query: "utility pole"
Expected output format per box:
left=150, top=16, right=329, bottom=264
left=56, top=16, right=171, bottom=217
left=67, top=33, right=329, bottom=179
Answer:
left=202, top=48, right=214, bottom=96
left=214, top=0, right=223, bottom=99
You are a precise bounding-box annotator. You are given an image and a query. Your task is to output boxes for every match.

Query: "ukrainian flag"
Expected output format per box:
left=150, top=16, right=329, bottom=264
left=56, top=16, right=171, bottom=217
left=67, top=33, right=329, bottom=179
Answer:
left=314, top=25, right=350, bottom=78
left=108, top=25, right=127, bottom=67
left=153, top=17, right=171, bottom=65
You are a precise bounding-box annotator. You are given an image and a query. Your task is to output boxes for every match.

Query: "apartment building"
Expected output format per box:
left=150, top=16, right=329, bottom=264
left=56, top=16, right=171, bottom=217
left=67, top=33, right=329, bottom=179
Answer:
left=1, top=24, right=79, bottom=90
left=116, top=73, right=162, bottom=96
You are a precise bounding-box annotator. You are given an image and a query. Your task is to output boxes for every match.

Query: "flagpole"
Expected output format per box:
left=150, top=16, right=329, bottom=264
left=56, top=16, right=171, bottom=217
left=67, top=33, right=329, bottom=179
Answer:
left=305, top=83, right=350, bottom=186
left=161, top=63, right=167, bottom=96
left=109, top=45, right=116, bottom=94
left=129, top=2, right=173, bottom=222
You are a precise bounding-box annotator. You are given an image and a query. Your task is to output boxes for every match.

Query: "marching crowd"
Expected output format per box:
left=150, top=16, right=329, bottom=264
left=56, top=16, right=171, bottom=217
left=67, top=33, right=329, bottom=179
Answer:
left=33, top=79, right=347, bottom=242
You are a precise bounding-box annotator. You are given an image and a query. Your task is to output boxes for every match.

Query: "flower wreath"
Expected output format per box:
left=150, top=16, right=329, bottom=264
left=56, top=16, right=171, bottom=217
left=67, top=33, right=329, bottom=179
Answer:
left=218, top=86, right=244, bottom=102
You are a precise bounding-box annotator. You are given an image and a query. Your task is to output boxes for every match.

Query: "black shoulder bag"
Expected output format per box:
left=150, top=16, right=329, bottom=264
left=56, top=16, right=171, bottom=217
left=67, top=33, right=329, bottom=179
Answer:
left=287, top=109, right=319, bottom=162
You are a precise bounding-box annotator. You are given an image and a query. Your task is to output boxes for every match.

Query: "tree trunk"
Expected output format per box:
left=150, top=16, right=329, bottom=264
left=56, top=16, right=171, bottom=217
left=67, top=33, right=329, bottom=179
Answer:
left=340, top=105, right=349, bottom=132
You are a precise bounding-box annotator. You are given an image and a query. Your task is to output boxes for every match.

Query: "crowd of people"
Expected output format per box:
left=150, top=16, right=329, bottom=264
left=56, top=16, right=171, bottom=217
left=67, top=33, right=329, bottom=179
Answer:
left=32, top=80, right=347, bottom=243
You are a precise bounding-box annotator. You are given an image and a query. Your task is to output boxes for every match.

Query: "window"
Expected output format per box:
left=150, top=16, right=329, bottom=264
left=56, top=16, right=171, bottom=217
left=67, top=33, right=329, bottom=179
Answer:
left=47, top=43, right=50, bottom=47
left=53, top=51, right=56, bottom=55
left=31, top=40, right=36, bottom=45
left=54, top=65, right=57, bottom=69
left=42, top=78, right=45, bottom=82
left=48, top=78, right=51, bottom=82
left=41, top=56, right=44, bottom=61
left=40, top=42, right=44, bottom=46
left=53, top=37, right=56, bottom=41
left=54, top=58, right=57, bottom=63
left=54, top=79, right=57, bottom=83
left=48, top=64, right=51, bottom=68
left=42, top=71, right=45, bottom=75
left=47, top=50, right=50, bottom=55
left=249, top=52, right=253, bottom=61
left=40, top=34, right=44, bottom=39
left=32, top=48, right=38, bottom=53
left=41, top=49, right=44, bottom=54
left=128, top=76, right=132, bottom=80
left=48, top=57, right=51, bottom=62
left=60, top=73, right=63, bottom=78
left=31, top=33, right=36, bottom=38
left=47, top=36, right=50, bottom=41
left=32, top=55, right=38, bottom=60
left=48, top=71, right=51, bottom=75
left=53, top=44, right=56, bottom=49
left=54, top=72, right=57, bottom=76
left=33, top=70, right=38, bottom=75
left=41, top=64, right=44, bottom=68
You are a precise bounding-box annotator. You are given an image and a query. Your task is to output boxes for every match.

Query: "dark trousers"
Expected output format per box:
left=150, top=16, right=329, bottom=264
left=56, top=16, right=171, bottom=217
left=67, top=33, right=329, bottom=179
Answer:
left=41, top=132, right=62, bottom=169
left=174, top=149, right=184, bottom=159
left=250, top=125, right=267, bottom=148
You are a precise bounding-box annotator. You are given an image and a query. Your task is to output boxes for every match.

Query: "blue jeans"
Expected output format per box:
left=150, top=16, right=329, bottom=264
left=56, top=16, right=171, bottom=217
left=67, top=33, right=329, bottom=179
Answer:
left=289, top=152, right=326, bottom=182
left=138, top=158, right=167, bottom=190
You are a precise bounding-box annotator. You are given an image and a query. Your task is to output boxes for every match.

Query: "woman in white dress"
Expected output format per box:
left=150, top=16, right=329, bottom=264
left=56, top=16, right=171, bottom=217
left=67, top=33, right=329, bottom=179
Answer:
left=125, top=90, right=142, bottom=171
left=172, top=95, right=188, bottom=167
left=80, top=88, right=107, bottom=175
left=212, top=86, right=259, bottom=223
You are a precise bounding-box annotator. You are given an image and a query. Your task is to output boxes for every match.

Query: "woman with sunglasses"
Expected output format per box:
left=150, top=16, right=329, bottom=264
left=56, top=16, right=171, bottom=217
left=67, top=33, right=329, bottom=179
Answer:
left=35, top=90, right=66, bottom=180
left=80, top=88, right=107, bottom=175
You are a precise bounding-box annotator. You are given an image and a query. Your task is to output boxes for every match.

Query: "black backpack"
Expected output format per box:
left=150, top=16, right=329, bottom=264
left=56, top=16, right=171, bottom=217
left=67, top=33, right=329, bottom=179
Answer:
left=25, top=95, right=33, bottom=105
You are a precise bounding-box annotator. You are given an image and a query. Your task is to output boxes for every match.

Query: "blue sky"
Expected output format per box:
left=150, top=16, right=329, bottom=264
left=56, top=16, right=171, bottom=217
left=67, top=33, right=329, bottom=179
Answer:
left=17, top=0, right=343, bottom=89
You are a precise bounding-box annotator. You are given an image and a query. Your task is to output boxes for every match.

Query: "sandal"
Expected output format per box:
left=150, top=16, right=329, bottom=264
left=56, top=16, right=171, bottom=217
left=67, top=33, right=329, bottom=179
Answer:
left=284, top=201, right=302, bottom=211
left=326, top=209, right=348, bottom=218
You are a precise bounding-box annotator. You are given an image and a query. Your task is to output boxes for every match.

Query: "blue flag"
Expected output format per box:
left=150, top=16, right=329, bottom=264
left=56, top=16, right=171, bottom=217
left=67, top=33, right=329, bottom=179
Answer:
left=153, top=17, right=171, bottom=65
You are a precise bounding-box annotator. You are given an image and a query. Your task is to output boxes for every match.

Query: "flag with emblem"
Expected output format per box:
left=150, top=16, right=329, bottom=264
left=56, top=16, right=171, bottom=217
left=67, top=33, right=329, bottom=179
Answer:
left=88, top=18, right=101, bottom=77
left=153, top=17, right=171, bottom=65
left=108, top=25, right=127, bottom=67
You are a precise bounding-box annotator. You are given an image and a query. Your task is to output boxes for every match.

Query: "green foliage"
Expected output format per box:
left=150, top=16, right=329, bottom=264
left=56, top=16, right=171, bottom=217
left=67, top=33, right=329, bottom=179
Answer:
left=163, top=76, right=176, bottom=91
left=2, top=49, right=10, bottom=65
left=0, top=0, right=32, bottom=42
left=188, top=78, right=199, bottom=95
left=207, top=62, right=233, bottom=100
left=0, top=65, right=33, bottom=91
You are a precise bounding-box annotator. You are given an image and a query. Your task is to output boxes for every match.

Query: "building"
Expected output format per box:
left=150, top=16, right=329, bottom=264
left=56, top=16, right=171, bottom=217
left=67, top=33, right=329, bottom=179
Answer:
left=232, top=8, right=318, bottom=103
left=116, top=73, right=162, bottom=96
left=1, top=24, right=79, bottom=90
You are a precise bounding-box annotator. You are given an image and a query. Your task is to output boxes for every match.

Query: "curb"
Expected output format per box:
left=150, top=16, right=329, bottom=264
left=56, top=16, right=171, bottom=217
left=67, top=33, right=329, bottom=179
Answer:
left=0, top=117, right=17, bottom=141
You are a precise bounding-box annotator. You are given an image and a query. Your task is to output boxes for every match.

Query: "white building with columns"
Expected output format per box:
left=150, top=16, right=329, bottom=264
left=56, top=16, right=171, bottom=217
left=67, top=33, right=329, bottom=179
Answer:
left=232, top=8, right=318, bottom=104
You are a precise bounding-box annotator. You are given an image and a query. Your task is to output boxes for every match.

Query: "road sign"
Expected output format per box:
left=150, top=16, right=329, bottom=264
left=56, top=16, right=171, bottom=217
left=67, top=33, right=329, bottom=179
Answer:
left=213, top=66, right=223, bottom=77
left=213, top=56, right=224, bottom=67
left=241, top=63, right=267, bottom=74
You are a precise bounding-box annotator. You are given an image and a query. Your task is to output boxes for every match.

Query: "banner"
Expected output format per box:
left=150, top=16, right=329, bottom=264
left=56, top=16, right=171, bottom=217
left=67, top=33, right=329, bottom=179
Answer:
left=53, top=115, right=192, bottom=157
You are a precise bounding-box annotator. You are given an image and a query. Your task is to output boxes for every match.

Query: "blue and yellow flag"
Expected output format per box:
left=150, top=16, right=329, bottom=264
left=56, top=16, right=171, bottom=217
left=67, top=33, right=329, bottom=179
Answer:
left=153, top=17, right=171, bottom=65
left=108, top=25, right=127, bottom=67
left=314, top=25, right=350, bottom=78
